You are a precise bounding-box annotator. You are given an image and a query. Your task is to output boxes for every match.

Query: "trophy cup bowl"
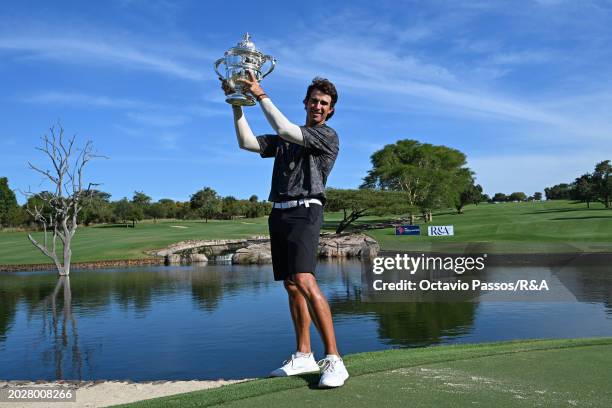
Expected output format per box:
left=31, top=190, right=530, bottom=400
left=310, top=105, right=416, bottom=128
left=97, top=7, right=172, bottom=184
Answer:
left=214, top=33, right=276, bottom=106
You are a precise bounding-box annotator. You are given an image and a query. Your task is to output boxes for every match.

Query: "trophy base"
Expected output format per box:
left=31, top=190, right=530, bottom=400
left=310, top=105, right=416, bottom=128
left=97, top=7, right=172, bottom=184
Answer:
left=226, top=93, right=256, bottom=106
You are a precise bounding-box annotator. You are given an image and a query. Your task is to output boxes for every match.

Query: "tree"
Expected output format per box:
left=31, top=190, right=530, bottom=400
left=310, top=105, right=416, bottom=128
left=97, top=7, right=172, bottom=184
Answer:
left=326, top=188, right=415, bottom=234
left=361, top=139, right=472, bottom=221
left=455, top=180, right=483, bottom=214
left=25, top=125, right=103, bottom=276
left=449, top=168, right=478, bottom=214
left=491, top=193, right=507, bottom=202
left=132, top=191, right=151, bottom=223
left=79, top=190, right=112, bottom=226
left=113, top=198, right=142, bottom=227
left=221, top=196, right=241, bottom=220
left=176, top=201, right=193, bottom=219
left=147, top=202, right=165, bottom=223
left=573, top=174, right=596, bottom=208
left=534, top=192, right=543, bottom=201
left=130, top=204, right=144, bottom=227
left=24, top=192, right=54, bottom=226
left=244, top=198, right=270, bottom=218
left=509, top=192, right=527, bottom=202
left=132, top=191, right=151, bottom=216
left=592, top=160, right=611, bottom=208
left=190, top=187, right=221, bottom=222
left=158, top=198, right=178, bottom=219
left=0, top=177, right=19, bottom=228
left=544, top=183, right=572, bottom=200
left=113, top=198, right=132, bottom=226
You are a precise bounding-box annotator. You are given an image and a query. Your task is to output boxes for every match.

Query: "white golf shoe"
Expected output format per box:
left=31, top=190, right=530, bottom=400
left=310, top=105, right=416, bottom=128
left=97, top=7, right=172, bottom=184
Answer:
left=318, top=355, right=349, bottom=388
left=269, top=352, right=320, bottom=377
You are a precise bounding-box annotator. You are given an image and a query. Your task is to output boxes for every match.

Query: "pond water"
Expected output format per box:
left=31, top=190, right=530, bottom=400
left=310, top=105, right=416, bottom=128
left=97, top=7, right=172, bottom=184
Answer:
left=1, top=260, right=611, bottom=381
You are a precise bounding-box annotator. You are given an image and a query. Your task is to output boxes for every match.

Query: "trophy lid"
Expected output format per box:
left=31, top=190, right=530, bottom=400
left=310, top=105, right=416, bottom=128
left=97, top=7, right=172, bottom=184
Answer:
left=236, top=33, right=256, bottom=50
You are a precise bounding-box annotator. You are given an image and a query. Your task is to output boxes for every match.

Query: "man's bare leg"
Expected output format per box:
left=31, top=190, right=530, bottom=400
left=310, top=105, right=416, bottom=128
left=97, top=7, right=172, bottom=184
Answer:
left=269, top=278, right=320, bottom=377
left=284, top=279, right=312, bottom=353
left=287, top=273, right=339, bottom=356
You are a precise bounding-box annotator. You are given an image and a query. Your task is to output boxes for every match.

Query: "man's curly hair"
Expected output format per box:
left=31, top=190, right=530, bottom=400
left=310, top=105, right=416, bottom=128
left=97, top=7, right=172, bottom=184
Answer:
left=303, top=77, right=338, bottom=120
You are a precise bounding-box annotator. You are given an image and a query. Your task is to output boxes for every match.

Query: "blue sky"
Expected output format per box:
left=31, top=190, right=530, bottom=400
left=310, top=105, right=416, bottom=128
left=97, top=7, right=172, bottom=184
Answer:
left=2, top=0, right=612, bottom=204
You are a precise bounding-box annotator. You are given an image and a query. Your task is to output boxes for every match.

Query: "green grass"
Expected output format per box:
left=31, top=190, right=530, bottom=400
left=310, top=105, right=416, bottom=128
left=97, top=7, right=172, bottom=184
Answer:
left=114, top=337, right=612, bottom=408
left=364, top=199, right=612, bottom=253
left=0, top=218, right=271, bottom=265
left=1, top=200, right=612, bottom=265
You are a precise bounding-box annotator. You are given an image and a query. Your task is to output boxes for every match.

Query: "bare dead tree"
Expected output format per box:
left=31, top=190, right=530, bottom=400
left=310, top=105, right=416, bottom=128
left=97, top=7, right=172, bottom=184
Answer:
left=25, top=124, right=105, bottom=276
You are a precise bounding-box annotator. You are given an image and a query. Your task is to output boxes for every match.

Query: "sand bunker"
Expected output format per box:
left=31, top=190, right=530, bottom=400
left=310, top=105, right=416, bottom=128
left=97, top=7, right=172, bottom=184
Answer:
left=0, top=379, right=249, bottom=408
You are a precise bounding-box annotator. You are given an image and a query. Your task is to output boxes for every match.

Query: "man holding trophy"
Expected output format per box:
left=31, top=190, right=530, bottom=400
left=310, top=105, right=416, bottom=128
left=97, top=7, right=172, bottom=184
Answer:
left=216, top=34, right=348, bottom=388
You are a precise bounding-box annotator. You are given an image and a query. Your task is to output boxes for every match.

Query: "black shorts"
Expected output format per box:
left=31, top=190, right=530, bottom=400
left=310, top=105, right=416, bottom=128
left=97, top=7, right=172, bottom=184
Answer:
left=268, top=203, right=323, bottom=281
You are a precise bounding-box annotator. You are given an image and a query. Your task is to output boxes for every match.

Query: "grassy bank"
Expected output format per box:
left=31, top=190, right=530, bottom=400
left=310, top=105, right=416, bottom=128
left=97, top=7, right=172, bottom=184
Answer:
left=115, top=337, right=612, bottom=408
left=1, top=200, right=611, bottom=265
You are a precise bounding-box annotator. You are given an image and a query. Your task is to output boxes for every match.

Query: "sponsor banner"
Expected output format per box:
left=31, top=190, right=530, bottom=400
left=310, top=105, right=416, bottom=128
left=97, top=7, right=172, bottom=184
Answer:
left=395, top=225, right=420, bottom=236
left=428, top=225, right=454, bottom=236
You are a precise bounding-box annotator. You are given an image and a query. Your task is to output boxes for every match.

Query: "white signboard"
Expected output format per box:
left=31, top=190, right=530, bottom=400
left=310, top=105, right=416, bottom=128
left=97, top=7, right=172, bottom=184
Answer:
left=427, top=225, right=454, bottom=236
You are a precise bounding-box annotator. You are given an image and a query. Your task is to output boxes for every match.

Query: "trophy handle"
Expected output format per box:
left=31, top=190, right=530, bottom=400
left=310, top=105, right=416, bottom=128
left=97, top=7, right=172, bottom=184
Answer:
left=214, top=57, right=226, bottom=80
left=260, top=55, right=276, bottom=79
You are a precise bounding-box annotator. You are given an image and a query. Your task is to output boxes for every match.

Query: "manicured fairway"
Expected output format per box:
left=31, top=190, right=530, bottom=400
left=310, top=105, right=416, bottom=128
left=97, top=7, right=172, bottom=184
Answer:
left=1, top=200, right=612, bottom=265
left=0, top=218, right=271, bottom=265
left=365, top=199, right=612, bottom=253
left=116, top=337, right=612, bottom=408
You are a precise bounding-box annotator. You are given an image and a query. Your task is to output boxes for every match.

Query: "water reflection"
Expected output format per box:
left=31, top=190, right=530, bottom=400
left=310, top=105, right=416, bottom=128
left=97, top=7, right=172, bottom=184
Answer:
left=40, top=277, right=81, bottom=379
left=552, top=265, right=612, bottom=312
left=0, top=260, right=611, bottom=380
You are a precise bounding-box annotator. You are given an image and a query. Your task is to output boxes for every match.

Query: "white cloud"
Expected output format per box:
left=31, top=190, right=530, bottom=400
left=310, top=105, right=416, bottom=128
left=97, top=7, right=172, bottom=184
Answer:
left=158, top=133, right=180, bottom=151
left=126, top=112, right=190, bottom=127
left=0, top=32, right=209, bottom=81
left=488, top=50, right=555, bottom=65
left=185, top=105, right=228, bottom=118
left=113, top=124, right=144, bottom=138
left=21, top=91, right=229, bottom=134
left=274, top=43, right=567, bottom=126
left=283, top=37, right=457, bottom=84
left=266, top=27, right=612, bottom=143
left=21, top=91, right=162, bottom=110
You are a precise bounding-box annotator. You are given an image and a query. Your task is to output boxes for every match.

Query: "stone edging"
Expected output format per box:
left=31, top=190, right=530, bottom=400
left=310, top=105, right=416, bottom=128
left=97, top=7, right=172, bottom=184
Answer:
left=0, top=258, right=165, bottom=272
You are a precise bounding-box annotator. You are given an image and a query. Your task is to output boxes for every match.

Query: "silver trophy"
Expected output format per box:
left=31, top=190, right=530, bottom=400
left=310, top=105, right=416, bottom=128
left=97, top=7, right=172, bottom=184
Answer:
left=214, top=33, right=276, bottom=106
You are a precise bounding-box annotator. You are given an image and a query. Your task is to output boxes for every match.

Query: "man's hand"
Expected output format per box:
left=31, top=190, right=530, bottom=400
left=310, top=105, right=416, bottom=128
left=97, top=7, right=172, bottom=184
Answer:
left=235, top=70, right=266, bottom=99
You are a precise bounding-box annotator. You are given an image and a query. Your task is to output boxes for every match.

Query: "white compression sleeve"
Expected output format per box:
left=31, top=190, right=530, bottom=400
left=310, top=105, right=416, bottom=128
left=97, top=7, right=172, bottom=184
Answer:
left=259, top=98, right=304, bottom=145
left=232, top=106, right=261, bottom=153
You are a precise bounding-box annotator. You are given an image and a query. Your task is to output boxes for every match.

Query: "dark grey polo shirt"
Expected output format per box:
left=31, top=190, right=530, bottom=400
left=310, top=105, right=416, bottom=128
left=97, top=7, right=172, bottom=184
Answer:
left=256, top=124, right=339, bottom=203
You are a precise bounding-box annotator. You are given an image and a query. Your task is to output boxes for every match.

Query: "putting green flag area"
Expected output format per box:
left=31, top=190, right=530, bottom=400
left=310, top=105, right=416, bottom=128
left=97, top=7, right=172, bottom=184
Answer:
left=117, top=338, right=612, bottom=408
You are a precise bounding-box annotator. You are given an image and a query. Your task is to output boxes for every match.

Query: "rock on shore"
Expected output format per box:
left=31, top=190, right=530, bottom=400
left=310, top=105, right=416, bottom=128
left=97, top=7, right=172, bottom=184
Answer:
left=319, top=233, right=380, bottom=259
left=223, top=233, right=379, bottom=265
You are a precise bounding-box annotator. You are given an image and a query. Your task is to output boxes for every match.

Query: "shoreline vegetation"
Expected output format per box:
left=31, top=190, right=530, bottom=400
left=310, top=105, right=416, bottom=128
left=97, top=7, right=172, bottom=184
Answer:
left=1, top=200, right=611, bottom=271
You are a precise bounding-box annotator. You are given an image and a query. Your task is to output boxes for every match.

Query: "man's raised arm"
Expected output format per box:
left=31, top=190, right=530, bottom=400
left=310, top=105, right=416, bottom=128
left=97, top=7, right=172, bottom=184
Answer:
left=258, top=98, right=304, bottom=145
left=237, top=71, right=304, bottom=146
left=232, top=105, right=261, bottom=153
